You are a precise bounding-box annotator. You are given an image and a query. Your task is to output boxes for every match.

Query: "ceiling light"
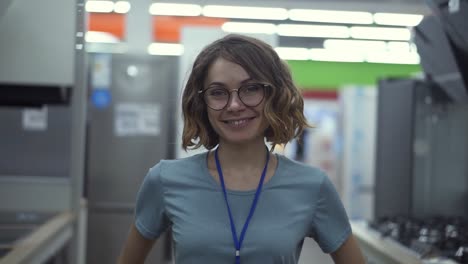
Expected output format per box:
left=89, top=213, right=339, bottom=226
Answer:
left=275, top=47, right=310, bottom=60
left=310, top=48, right=365, bottom=62
left=277, top=24, right=349, bottom=38
left=387, top=41, right=411, bottom=52
left=324, top=39, right=387, bottom=52
left=148, top=43, right=184, bottom=56
left=149, top=3, right=202, bottom=16
left=350, top=26, right=412, bottom=41
left=366, top=51, right=420, bottom=64
left=374, top=13, right=424, bottom=27
left=85, top=0, right=114, bottom=13
left=114, top=1, right=131, bottom=14
left=203, top=5, right=288, bottom=20
left=289, top=9, right=373, bottom=24
left=85, top=31, right=120, bottom=43
left=222, top=22, right=276, bottom=34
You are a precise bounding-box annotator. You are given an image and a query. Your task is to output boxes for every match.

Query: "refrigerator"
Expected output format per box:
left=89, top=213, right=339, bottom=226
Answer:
left=374, top=78, right=468, bottom=219
left=85, top=53, right=178, bottom=263
left=338, top=86, right=378, bottom=221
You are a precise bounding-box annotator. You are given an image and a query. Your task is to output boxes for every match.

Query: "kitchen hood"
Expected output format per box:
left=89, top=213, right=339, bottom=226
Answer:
left=426, top=0, right=468, bottom=55
left=413, top=1, right=468, bottom=103
left=0, top=0, right=76, bottom=107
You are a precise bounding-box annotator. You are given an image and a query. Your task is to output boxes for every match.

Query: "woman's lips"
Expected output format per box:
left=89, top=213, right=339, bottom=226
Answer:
left=222, top=117, right=255, bottom=128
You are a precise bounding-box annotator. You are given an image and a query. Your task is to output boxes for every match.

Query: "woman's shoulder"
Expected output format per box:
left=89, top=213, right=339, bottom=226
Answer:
left=147, top=152, right=208, bottom=181
left=277, top=154, right=326, bottom=178
left=274, top=155, right=331, bottom=198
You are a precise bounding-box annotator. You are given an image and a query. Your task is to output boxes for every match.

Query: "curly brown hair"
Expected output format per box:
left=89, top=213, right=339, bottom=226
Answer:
left=182, top=34, right=311, bottom=151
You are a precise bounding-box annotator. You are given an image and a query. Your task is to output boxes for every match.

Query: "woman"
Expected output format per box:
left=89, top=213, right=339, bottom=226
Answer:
left=118, top=34, right=366, bottom=264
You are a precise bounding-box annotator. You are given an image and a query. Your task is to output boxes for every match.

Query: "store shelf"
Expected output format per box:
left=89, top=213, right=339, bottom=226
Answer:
left=351, top=221, right=459, bottom=264
left=0, top=211, right=74, bottom=264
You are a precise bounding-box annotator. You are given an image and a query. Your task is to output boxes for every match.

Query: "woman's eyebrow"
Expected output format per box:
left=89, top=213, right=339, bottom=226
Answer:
left=240, top=78, right=254, bottom=84
left=208, top=78, right=254, bottom=87
left=207, top=82, right=226, bottom=87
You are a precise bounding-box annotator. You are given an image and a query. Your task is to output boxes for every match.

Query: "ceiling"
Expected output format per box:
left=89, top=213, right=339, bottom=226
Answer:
left=160, top=0, right=431, bottom=14
left=151, top=0, right=431, bottom=49
left=87, top=0, right=432, bottom=63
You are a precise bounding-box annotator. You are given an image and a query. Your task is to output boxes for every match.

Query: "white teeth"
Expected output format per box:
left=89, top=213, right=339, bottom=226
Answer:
left=228, top=119, right=248, bottom=126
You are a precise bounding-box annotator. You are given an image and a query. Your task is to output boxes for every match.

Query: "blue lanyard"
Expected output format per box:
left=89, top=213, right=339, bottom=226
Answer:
left=214, top=147, right=270, bottom=264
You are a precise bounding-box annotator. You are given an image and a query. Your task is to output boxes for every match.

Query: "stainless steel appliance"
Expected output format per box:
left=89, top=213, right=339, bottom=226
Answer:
left=372, top=77, right=468, bottom=263
left=85, top=53, right=177, bottom=263
left=375, top=78, right=468, bottom=219
left=375, top=0, right=468, bottom=220
left=370, top=2, right=468, bottom=262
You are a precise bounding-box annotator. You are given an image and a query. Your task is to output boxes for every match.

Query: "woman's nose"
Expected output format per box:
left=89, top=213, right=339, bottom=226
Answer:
left=226, top=90, right=245, bottom=110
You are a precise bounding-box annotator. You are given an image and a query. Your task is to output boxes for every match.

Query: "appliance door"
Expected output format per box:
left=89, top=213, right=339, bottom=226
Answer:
left=86, top=54, right=177, bottom=264
left=374, top=79, right=416, bottom=219
left=412, top=87, right=468, bottom=218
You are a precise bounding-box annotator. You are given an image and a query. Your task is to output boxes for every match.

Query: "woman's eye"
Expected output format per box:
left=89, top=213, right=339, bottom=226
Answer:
left=244, top=84, right=261, bottom=93
left=209, top=88, right=228, bottom=97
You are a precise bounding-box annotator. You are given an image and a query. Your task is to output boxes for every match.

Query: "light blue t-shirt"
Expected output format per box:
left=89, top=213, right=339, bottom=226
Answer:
left=135, top=152, right=351, bottom=263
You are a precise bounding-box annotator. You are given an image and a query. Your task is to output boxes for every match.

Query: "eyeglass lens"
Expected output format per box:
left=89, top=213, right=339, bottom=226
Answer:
left=204, top=83, right=265, bottom=110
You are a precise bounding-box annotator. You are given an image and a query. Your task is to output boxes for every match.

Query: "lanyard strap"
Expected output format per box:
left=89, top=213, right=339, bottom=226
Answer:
left=214, top=147, right=270, bottom=264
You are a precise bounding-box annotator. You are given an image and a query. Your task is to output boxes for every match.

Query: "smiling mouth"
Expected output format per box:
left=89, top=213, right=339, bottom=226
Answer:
left=223, top=117, right=255, bottom=126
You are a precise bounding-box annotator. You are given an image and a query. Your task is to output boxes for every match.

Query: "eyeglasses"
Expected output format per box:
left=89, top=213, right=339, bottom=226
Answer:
left=198, top=83, right=269, bottom=111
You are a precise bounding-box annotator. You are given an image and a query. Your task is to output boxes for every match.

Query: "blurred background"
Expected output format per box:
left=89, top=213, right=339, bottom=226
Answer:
left=0, top=0, right=467, bottom=263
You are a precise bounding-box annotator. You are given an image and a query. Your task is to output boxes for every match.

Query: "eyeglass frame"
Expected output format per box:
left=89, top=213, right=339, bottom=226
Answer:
left=198, top=82, right=270, bottom=111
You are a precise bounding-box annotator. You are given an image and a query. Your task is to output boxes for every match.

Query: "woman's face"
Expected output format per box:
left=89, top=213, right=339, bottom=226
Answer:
left=203, top=57, right=269, bottom=146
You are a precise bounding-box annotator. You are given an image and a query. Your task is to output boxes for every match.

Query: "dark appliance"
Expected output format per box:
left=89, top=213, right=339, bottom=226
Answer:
left=413, top=1, right=468, bottom=103
left=426, top=0, right=468, bottom=54
left=374, top=78, right=468, bottom=262
left=375, top=78, right=468, bottom=219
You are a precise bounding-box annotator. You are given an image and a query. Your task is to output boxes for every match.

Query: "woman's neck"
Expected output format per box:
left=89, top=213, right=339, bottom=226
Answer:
left=216, top=140, right=269, bottom=171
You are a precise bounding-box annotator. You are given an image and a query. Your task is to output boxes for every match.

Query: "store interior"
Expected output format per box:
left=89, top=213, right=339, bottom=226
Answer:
left=0, top=0, right=467, bottom=263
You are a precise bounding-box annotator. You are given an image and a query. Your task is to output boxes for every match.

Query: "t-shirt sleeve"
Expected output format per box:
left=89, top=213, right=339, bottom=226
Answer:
left=134, top=162, right=171, bottom=240
left=310, top=172, right=352, bottom=253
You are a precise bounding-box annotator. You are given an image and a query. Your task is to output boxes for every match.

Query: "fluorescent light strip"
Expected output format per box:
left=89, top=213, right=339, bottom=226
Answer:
left=149, top=3, right=202, bottom=16
left=273, top=46, right=419, bottom=65
left=85, top=31, right=120, bottom=43
left=114, top=1, right=131, bottom=14
left=203, top=5, right=288, bottom=20
left=222, top=22, right=276, bottom=34
left=324, top=39, right=387, bottom=52
left=85, top=0, right=114, bottom=13
left=366, top=51, right=420, bottom=64
left=310, top=48, right=365, bottom=62
left=350, top=26, right=411, bottom=41
left=374, top=13, right=423, bottom=27
left=148, top=43, right=184, bottom=56
left=289, top=9, right=373, bottom=24
left=275, top=47, right=310, bottom=60
left=387, top=41, right=411, bottom=52
left=277, top=24, right=349, bottom=38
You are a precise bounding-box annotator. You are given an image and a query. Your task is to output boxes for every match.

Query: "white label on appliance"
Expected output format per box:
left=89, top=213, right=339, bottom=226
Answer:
left=115, top=103, right=160, bottom=136
left=22, top=107, right=48, bottom=131
left=92, top=53, right=112, bottom=89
